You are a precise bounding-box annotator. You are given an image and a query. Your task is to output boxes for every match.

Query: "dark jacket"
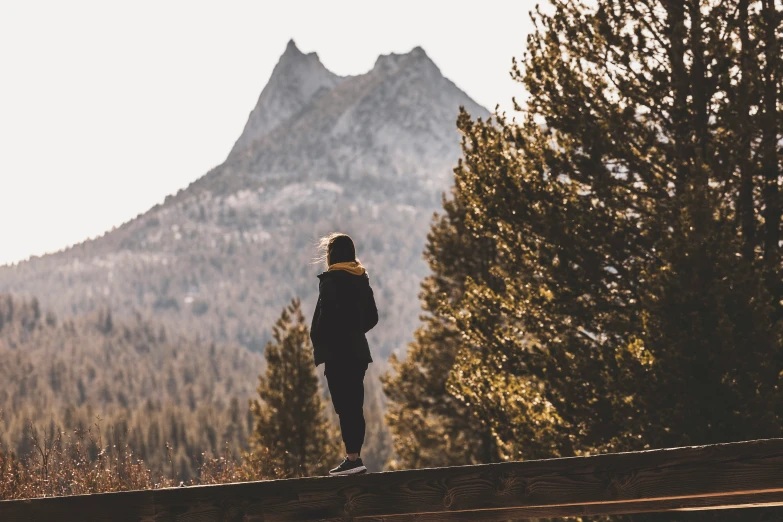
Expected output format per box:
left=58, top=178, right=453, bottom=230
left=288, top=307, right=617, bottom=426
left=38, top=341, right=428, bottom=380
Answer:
left=310, top=270, right=378, bottom=366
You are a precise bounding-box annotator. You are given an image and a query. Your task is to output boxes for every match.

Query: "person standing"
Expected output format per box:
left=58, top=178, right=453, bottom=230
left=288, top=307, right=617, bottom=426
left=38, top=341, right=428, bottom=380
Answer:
left=310, top=233, right=378, bottom=475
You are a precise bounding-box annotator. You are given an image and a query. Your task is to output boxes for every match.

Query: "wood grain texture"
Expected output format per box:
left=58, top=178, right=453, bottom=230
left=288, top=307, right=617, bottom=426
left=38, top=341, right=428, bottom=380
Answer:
left=2, top=438, right=783, bottom=521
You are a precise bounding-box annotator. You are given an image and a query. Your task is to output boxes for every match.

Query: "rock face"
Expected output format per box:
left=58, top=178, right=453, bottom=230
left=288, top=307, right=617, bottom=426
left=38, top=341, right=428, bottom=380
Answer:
left=0, top=41, right=488, bottom=357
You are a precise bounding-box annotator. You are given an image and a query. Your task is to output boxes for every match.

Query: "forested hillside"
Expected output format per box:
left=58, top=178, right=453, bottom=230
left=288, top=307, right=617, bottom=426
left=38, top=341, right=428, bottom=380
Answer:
left=0, top=293, right=261, bottom=480
left=0, top=293, right=390, bottom=479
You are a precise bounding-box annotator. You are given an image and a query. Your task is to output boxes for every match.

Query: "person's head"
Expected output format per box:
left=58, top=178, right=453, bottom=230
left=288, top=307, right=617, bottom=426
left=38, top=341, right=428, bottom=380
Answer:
left=316, top=232, right=358, bottom=268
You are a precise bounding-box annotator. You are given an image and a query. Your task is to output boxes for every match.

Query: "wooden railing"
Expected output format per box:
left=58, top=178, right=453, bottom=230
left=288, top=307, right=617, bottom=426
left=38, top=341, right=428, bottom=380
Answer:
left=2, top=438, right=783, bottom=521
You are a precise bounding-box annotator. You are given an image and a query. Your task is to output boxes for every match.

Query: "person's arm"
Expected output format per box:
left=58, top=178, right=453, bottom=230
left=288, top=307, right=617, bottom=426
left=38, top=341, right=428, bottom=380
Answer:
left=310, top=295, right=322, bottom=345
left=363, top=281, right=379, bottom=333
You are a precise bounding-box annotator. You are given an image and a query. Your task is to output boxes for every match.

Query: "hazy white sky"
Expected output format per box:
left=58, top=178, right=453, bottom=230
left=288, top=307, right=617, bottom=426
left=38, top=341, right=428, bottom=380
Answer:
left=0, top=1, right=538, bottom=266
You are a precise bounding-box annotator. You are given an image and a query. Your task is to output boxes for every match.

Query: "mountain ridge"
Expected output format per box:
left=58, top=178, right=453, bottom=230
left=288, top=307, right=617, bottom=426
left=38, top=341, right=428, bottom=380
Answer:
left=0, top=42, right=489, bottom=359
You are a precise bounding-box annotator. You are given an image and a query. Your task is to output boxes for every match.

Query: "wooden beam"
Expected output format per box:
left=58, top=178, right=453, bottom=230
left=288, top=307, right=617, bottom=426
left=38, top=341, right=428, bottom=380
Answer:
left=2, top=438, right=783, bottom=521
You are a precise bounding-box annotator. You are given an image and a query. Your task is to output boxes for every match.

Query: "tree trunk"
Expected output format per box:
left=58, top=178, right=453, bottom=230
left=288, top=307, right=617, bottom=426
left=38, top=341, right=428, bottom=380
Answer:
left=761, top=0, right=781, bottom=307
left=738, top=0, right=756, bottom=262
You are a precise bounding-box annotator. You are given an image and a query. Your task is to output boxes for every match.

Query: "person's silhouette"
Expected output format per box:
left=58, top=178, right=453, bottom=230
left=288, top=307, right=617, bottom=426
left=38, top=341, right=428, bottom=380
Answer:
left=310, top=233, right=378, bottom=475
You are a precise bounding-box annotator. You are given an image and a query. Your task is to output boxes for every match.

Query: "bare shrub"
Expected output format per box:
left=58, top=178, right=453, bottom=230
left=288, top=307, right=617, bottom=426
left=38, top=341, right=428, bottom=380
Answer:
left=0, top=418, right=282, bottom=500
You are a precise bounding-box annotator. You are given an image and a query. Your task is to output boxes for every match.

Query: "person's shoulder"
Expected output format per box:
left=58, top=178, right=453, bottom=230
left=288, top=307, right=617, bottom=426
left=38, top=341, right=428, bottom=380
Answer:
left=350, top=271, right=371, bottom=285
left=318, top=271, right=344, bottom=285
left=317, top=270, right=367, bottom=286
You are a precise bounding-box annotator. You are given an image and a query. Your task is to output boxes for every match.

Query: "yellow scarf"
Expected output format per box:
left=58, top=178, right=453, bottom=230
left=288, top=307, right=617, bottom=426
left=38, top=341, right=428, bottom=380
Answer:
left=328, top=261, right=366, bottom=275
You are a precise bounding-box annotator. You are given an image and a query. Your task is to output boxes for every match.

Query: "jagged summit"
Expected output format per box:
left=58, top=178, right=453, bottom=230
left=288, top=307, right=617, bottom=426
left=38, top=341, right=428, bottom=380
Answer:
left=373, top=46, right=436, bottom=73
left=229, top=40, right=341, bottom=157
left=230, top=43, right=461, bottom=159
left=284, top=38, right=301, bottom=55
left=280, top=38, right=321, bottom=64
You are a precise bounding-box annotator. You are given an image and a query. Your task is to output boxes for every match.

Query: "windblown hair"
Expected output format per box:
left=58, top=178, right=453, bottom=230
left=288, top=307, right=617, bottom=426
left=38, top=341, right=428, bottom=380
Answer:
left=314, top=233, right=360, bottom=269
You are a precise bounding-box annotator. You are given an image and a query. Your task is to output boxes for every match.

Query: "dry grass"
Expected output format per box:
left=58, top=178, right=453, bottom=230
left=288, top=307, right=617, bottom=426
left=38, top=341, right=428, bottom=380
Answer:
left=0, top=417, right=285, bottom=500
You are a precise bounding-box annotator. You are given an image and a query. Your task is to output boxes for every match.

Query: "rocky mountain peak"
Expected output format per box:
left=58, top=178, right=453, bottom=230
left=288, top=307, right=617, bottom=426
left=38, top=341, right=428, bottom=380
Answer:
left=279, top=39, right=318, bottom=67
left=372, top=45, right=438, bottom=75
left=229, top=40, right=342, bottom=158
left=282, top=38, right=303, bottom=57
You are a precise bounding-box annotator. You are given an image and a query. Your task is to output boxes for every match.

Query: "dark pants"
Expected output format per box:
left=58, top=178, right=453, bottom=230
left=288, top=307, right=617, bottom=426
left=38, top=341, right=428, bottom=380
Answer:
left=324, top=360, right=368, bottom=455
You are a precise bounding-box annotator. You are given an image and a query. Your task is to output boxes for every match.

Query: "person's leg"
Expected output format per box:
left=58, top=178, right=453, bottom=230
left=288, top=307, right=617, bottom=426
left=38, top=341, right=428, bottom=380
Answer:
left=325, top=360, right=370, bottom=475
left=324, top=361, right=351, bottom=453
left=325, top=360, right=368, bottom=460
left=342, top=361, right=368, bottom=460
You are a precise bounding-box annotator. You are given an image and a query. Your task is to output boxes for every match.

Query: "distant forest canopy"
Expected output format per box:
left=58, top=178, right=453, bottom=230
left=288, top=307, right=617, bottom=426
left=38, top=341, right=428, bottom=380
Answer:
left=0, top=293, right=262, bottom=480
left=0, top=293, right=391, bottom=482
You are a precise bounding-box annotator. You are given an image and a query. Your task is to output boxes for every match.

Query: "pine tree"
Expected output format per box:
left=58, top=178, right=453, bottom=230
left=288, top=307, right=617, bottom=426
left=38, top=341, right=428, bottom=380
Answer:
left=382, top=188, right=502, bottom=469
left=249, top=298, right=337, bottom=476
left=420, top=0, right=783, bottom=472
